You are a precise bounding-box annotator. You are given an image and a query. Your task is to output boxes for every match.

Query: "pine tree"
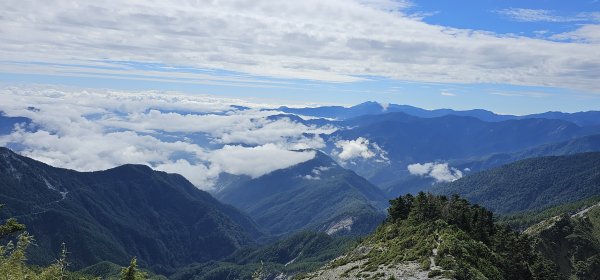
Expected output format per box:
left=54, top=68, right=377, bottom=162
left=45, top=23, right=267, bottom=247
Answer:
left=0, top=204, right=25, bottom=239
left=120, top=257, right=148, bottom=280
left=0, top=203, right=94, bottom=280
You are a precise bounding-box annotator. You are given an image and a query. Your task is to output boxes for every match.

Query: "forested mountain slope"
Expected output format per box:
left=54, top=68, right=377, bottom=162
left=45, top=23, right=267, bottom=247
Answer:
left=431, top=152, right=600, bottom=215
left=0, top=147, right=262, bottom=273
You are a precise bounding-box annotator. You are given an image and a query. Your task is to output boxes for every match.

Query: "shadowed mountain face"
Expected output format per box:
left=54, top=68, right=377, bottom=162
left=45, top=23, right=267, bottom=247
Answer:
left=0, top=147, right=263, bottom=273
left=430, top=152, right=600, bottom=215
left=213, top=151, right=388, bottom=236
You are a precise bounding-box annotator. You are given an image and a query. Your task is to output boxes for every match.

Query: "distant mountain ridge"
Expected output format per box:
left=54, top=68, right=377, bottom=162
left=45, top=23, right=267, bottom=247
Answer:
left=325, top=112, right=599, bottom=196
left=278, top=101, right=600, bottom=126
left=381, top=134, right=600, bottom=197
left=454, top=134, right=600, bottom=173
left=0, top=147, right=263, bottom=273
left=213, top=151, right=388, bottom=236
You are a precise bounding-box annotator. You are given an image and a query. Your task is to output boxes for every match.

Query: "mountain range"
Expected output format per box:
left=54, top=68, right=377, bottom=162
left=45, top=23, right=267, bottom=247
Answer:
left=213, top=151, right=388, bottom=236
left=323, top=111, right=600, bottom=196
left=279, top=101, right=600, bottom=126
left=3, top=100, right=600, bottom=279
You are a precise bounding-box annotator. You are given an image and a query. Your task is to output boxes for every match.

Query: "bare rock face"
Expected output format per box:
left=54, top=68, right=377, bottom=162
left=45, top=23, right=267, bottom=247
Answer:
left=302, top=259, right=451, bottom=280
left=325, top=217, right=354, bottom=235
left=299, top=245, right=451, bottom=280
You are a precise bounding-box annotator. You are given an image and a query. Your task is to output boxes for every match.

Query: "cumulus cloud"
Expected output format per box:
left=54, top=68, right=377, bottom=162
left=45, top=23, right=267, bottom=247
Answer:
left=0, top=86, right=332, bottom=189
left=0, top=1, right=598, bottom=92
left=334, top=137, right=375, bottom=161
left=333, top=137, right=389, bottom=164
left=407, top=162, right=463, bottom=183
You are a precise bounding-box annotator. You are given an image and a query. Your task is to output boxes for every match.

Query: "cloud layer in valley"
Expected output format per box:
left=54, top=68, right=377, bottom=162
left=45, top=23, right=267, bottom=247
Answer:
left=0, top=86, right=332, bottom=189
left=407, top=162, right=463, bottom=183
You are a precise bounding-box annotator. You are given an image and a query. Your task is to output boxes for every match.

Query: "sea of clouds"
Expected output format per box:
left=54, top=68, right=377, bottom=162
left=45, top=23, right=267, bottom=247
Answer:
left=0, top=86, right=389, bottom=189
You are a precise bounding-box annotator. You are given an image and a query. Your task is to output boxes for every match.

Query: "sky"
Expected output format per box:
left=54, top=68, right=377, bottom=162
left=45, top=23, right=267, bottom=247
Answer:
left=0, top=0, right=599, bottom=114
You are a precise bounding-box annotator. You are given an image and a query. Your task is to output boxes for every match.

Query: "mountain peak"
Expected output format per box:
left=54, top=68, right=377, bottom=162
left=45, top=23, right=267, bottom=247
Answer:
left=103, top=163, right=155, bottom=174
left=0, top=151, right=263, bottom=271
left=0, top=146, right=16, bottom=156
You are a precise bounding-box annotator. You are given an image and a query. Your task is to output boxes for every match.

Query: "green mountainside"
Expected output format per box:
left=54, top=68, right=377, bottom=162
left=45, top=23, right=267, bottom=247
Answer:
left=3, top=146, right=600, bottom=279
left=214, top=151, right=388, bottom=236
left=171, top=231, right=356, bottom=280
left=431, top=152, right=600, bottom=214
left=302, top=193, right=559, bottom=280
left=0, top=147, right=262, bottom=273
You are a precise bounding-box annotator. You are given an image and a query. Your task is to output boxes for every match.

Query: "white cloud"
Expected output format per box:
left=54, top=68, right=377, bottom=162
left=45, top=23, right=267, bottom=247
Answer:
left=440, top=91, right=456, bottom=97
left=489, top=90, right=552, bottom=98
left=358, top=0, right=412, bottom=11
left=497, top=8, right=600, bottom=23
left=155, top=159, right=217, bottom=187
left=497, top=8, right=573, bottom=23
left=0, top=1, right=598, bottom=92
left=332, top=137, right=389, bottom=164
left=0, top=86, right=331, bottom=189
left=301, top=165, right=333, bottom=180
left=379, top=102, right=390, bottom=111
left=216, top=117, right=335, bottom=147
left=208, top=144, right=316, bottom=178
left=334, top=137, right=376, bottom=161
left=551, top=24, right=600, bottom=43
left=407, top=162, right=463, bottom=183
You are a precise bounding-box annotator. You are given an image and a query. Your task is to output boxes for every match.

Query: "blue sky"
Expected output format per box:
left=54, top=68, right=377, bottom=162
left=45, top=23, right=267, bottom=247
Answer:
left=413, top=0, right=599, bottom=35
left=0, top=0, right=598, bottom=115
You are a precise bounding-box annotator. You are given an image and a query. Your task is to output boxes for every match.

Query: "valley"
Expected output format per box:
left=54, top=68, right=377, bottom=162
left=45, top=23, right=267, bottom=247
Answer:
left=2, top=101, right=600, bottom=279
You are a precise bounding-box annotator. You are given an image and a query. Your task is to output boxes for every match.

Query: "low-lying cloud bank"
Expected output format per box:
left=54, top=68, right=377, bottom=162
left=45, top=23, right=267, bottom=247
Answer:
left=0, top=86, right=330, bottom=189
left=407, top=162, right=463, bottom=183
